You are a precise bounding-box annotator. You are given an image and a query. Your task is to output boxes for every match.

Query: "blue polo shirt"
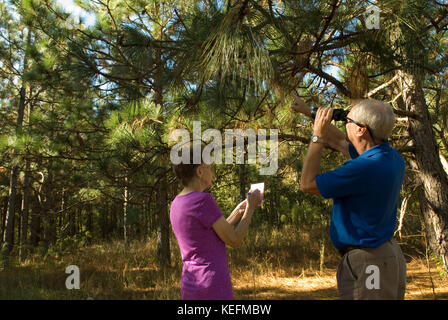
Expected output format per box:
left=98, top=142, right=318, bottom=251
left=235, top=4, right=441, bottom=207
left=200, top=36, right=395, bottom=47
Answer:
left=315, top=142, right=405, bottom=249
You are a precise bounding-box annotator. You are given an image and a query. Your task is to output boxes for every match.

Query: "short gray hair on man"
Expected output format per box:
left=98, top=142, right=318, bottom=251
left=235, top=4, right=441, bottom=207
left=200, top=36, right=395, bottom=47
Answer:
left=350, top=99, right=395, bottom=141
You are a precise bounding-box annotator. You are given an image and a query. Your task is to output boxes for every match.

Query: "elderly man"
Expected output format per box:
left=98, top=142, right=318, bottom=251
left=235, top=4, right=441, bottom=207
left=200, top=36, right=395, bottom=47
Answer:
left=292, top=94, right=406, bottom=300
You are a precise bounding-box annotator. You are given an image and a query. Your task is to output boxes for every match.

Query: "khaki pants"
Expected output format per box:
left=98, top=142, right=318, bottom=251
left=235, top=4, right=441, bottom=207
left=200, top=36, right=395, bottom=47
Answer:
left=336, top=238, right=406, bottom=300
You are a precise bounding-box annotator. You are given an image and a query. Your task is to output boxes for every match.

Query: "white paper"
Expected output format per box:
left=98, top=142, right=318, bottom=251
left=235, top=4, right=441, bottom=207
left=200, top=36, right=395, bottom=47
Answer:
left=249, top=182, right=265, bottom=207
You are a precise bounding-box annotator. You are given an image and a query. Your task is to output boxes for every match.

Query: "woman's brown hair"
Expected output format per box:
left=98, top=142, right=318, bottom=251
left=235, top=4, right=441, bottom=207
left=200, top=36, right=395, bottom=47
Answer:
left=172, top=141, right=204, bottom=187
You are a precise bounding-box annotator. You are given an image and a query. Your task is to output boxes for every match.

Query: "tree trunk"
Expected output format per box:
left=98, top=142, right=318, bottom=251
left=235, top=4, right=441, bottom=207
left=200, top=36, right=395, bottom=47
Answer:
left=29, top=192, right=41, bottom=247
left=42, top=168, right=56, bottom=249
left=19, top=103, right=33, bottom=262
left=142, top=202, right=147, bottom=240
left=152, top=10, right=171, bottom=268
left=2, top=166, right=19, bottom=264
left=319, top=237, right=325, bottom=273
left=399, top=71, right=448, bottom=275
left=112, top=202, right=118, bottom=237
left=239, top=162, right=247, bottom=200
left=19, top=159, right=31, bottom=261
left=58, top=188, right=65, bottom=238
left=77, top=207, right=82, bottom=236
left=2, top=86, right=27, bottom=265
left=1, top=197, right=8, bottom=245
left=69, top=206, right=76, bottom=237
left=99, top=204, right=107, bottom=240
left=149, top=194, right=155, bottom=236
left=123, top=176, right=129, bottom=247
left=156, top=178, right=171, bottom=268
left=86, top=203, right=93, bottom=244
left=16, top=193, right=22, bottom=250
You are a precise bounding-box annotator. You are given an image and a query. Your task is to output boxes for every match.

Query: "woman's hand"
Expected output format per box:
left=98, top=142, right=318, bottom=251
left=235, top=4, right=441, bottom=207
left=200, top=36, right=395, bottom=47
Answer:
left=235, top=199, right=247, bottom=215
left=247, top=189, right=261, bottom=210
left=226, top=200, right=247, bottom=225
left=213, top=192, right=260, bottom=249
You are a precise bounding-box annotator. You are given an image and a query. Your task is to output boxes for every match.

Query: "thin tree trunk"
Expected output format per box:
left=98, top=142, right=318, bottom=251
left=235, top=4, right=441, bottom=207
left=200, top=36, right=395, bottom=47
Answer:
left=29, top=192, right=41, bottom=247
left=123, top=175, right=129, bottom=247
left=86, top=203, right=92, bottom=243
left=239, top=162, right=247, bottom=200
left=77, top=206, right=82, bottom=236
left=42, top=167, right=56, bottom=249
left=1, top=197, right=8, bottom=245
left=16, top=193, right=22, bottom=251
left=142, top=202, right=147, bottom=239
left=2, top=167, right=19, bottom=264
left=153, top=10, right=170, bottom=267
left=59, top=188, right=65, bottom=237
left=19, top=160, right=31, bottom=261
left=156, top=177, right=170, bottom=268
left=2, top=86, right=27, bottom=265
left=319, top=237, right=325, bottom=273
left=149, top=194, right=155, bottom=236
left=112, top=201, right=118, bottom=238
left=19, top=102, right=33, bottom=262
left=99, top=204, right=106, bottom=240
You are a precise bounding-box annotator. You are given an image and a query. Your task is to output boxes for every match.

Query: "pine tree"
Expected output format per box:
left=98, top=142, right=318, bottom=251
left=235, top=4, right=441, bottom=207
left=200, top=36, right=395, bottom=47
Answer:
left=0, top=1, right=32, bottom=266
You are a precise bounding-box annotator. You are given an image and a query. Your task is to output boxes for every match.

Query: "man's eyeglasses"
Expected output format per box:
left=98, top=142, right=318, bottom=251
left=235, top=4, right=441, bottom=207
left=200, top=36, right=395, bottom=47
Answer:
left=344, top=117, right=364, bottom=127
left=343, top=117, right=379, bottom=142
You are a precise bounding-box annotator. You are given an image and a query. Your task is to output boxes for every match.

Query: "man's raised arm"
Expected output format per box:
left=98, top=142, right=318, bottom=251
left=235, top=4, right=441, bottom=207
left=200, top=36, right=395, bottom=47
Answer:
left=291, top=92, right=350, bottom=158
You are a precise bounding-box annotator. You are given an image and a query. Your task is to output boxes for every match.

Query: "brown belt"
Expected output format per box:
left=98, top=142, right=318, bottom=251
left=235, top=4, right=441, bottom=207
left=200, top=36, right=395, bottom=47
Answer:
left=338, top=245, right=366, bottom=256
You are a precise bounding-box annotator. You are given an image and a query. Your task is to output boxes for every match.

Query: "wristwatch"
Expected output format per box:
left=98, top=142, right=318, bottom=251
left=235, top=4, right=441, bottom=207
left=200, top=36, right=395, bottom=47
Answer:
left=311, top=135, right=324, bottom=144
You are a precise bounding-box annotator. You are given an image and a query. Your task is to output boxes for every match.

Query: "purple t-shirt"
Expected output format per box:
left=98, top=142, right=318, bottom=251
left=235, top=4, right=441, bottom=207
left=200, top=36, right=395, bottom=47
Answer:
left=170, top=191, right=234, bottom=300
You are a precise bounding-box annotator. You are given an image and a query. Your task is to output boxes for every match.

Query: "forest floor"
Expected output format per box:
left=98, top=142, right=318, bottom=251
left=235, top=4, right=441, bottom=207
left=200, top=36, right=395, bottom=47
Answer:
left=0, top=225, right=447, bottom=300
left=232, top=258, right=448, bottom=300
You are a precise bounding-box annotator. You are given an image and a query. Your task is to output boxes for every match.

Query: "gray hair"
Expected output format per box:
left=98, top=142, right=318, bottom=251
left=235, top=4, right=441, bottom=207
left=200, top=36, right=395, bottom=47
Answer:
left=350, top=99, right=395, bottom=141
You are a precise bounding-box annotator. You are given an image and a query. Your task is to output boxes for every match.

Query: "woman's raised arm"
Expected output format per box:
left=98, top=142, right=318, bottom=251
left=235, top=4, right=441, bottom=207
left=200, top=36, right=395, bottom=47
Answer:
left=212, top=190, right=260, bottom=248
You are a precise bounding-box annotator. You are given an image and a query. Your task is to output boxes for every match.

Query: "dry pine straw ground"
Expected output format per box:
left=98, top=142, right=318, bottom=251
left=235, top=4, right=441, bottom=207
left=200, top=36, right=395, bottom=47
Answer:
left=1, top=239, right=447, bottom=300
left=231, top=258, right=448, bottom=300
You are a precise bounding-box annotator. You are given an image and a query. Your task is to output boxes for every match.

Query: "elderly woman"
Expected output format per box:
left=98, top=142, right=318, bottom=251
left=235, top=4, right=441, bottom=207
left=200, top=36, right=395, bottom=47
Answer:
left=170, top=145, right=260, bottom=300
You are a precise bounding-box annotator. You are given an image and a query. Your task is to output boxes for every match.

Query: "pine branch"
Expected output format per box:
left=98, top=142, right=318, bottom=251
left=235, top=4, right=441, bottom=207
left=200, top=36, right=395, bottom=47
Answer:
left=313, top=0, right=340, bottom=51
left=307, top=65, right=351, bottom=97
left=367, top=75, right=399, bottom=98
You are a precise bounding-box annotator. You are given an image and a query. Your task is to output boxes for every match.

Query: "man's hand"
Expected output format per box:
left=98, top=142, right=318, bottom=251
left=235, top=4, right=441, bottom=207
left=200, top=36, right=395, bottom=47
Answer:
left=300, top=107, right=338, bottom=196
left=313, top=107, right=333, bottom=140
left=290, top=93, right=349, bottom=158
left=291, top=92, right=312, bottom=117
